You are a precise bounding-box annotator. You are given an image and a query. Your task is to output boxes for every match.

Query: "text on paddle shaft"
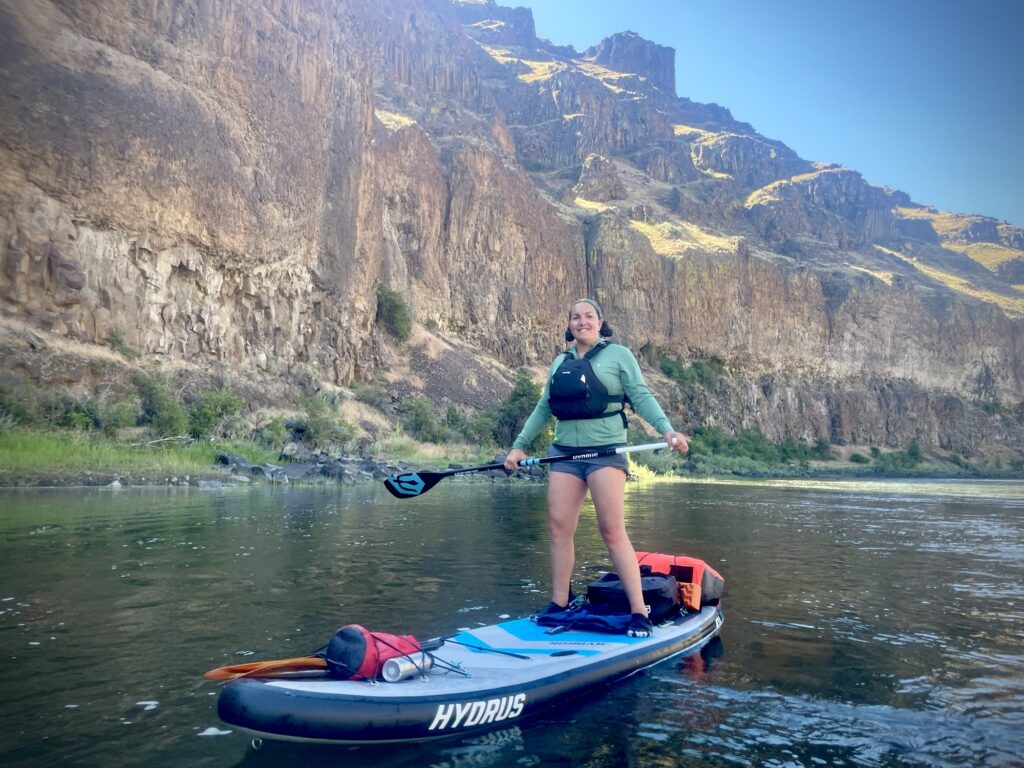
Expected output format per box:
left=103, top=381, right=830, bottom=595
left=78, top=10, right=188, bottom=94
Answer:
left=428, top=693, right=526, bottom=731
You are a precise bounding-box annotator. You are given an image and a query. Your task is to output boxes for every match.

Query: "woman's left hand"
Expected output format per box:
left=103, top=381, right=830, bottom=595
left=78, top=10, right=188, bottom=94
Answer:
left=664, top=431, right=689, bottom=453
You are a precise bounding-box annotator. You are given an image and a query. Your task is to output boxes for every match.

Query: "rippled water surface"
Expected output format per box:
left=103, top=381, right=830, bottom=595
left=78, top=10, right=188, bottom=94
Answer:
left=1, top=478, right=1021, bottom=767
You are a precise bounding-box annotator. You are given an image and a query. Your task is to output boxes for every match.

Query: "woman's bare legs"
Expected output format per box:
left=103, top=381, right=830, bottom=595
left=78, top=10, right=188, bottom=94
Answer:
left=546, top=471, right=588, bottom=606
left=587, top=467, right=647, bottom=615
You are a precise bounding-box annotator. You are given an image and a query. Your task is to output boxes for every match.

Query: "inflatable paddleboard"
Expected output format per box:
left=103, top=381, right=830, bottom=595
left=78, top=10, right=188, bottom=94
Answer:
left=215, top=605, right=724, bottom=744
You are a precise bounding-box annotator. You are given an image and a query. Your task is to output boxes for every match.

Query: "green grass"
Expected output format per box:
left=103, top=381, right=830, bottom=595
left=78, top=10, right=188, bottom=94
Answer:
left=0, top=428, right=277, bottom=482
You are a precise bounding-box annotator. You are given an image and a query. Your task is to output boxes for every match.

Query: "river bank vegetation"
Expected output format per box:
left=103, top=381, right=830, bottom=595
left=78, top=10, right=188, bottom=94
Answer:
left=1, top=370, right=1020, bottom=487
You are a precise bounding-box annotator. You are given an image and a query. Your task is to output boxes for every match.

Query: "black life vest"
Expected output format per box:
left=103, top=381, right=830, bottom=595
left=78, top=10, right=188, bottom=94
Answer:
left=548, top=342, right=627, bottom=424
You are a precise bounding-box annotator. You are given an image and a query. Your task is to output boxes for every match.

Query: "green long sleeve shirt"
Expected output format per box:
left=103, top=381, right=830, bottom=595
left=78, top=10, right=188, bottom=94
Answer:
left=512, top=341, right=674, bottom=450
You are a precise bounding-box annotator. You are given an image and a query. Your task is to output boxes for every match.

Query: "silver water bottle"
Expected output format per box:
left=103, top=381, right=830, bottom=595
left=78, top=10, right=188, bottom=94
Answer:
left=381, top=653, right=433, bottom=682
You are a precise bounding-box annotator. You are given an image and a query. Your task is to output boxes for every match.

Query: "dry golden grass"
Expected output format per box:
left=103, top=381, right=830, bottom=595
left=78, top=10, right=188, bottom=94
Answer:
left=701, top=168, right=732, bottom=180
left=943, top=241, right=1024, bottom=272
left=874, top=245, right=1024, bottom=317
left=672, top=124, right=712, bottom=140
left=744, top=180, right=787, bottom=208
left=848, top=265, right=895, bottom=285
left=893, top=207, right=982, bottom=241
left=573, top=197, right=614, bottom=212
left=480, top=45, right=515, bottom=63
left=576, top=61, right=635, bottom=93
left=631, top=219, right=739, bottom=256
left=375, top=109, right=416, bottom=132
left=518, top=59, right=564, bottom=83
left=789, top=169, right=831, bottom=184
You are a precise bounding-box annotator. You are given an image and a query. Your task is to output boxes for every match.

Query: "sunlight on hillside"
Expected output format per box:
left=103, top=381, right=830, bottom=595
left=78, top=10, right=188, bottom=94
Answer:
left=943, top=242, right=1023, bottom=272
left=893, top=207, right=979, bottom=240
left=848, top=265, right=894, bottom=285
left=518, top=59, right=564, bottom=83
left=672, top=124, right=713, bottom=140
left=789, top=169, right=831, bottom=184
left=479, top=46, right=564, bottom=83
left=576, top=61, right=635, bottom=93
left=745, top=180, right=787, bottom=208
left=375, top=109, right=416, bottom=132
left=875, top=245, right=1024, bottom=317
left=632, top=219, right=738, bottom=256
left=480, top=45, right=515, bottom=64
left=573, top=197, right=614, bottom=212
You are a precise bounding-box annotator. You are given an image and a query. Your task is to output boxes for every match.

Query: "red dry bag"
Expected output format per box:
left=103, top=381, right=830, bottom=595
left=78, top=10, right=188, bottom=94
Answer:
left=323, top=624, right=421, bottom=680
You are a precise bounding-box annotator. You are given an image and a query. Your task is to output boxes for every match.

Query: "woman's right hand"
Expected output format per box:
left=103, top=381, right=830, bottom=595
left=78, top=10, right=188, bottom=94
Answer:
left=503, top=448, right=527, bottom=471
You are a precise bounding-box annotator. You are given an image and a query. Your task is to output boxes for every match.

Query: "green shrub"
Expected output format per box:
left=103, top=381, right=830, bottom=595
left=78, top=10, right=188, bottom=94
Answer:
left=849, top=452, right=869, bottom=464
left=0, top=375, right=53, bottom=427
left=398, top=397, right=446, bottom=443
left=188, top=388, right=243, bottom=439
left=55, top=396, right=95, bottom=431
left=134, top=375, right=188, bottom=437
left=492, top=372, right=550, bottom=452
left=813, top=437, right=834, bottom=460
left=256, top=415, right=289, bottom=447
left=376, top=284, right=412, bottom=341
left=466, top=409, right=501, bottom=447
left=688, top=425, right=833, bottom=466
left=658, top=356, right=725, bottom=388
left=299, top=394, right=356, bottom=448
left=353, top=382, right=391, bottom=410
left=106, top=329, right=139, bottom=360
left=907, top=438, right=922, bottom=462
left=101, top=400, right=139, bottom=436
left=872, top=447, right=921, bottom=472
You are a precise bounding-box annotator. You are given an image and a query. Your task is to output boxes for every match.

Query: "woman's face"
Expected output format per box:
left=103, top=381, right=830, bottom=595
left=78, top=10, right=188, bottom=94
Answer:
left=569, top=302, right=601, bottom=346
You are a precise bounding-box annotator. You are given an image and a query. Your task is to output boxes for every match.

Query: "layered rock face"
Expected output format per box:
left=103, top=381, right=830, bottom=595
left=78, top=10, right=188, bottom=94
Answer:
left=1, top=0, right=1022, bottom=455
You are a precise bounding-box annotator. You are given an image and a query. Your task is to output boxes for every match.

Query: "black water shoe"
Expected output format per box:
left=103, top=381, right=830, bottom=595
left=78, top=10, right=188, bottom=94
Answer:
left=531, top=591, right=581, bottom=621
left=626, top=613, right=653, bottom=638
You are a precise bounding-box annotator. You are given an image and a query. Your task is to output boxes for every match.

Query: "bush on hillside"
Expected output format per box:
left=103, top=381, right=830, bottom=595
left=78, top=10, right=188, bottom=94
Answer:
left=398, top=397, right=446, bottom=443
left=188, top=388, right=244, bottom=439
left=134, top=374, right=188, bottom=437
left=491, top=372, right=551, bottom=452
left=299, top=394, right=356, bottom=449
left=376, top=284, right=412, bottom=341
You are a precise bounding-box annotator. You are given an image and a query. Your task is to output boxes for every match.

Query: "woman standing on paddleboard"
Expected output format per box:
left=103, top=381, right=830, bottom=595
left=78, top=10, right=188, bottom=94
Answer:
left=504, top=299, right=689, bottom=637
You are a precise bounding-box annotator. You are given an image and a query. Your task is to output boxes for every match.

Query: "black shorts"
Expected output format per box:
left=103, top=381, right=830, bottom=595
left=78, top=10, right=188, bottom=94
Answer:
left=547, top=444, right=628, bottom=480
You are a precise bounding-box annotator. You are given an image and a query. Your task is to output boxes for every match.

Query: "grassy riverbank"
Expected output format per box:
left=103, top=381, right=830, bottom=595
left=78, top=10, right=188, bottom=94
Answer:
left=2, top=369, right=1020, bottom=487
left=2, top=425, right=1019, bottom=488
left=0, top=429, right=280, bottom=486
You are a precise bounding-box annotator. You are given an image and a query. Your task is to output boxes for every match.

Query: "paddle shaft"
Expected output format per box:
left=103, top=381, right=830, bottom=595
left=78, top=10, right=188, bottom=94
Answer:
left=385, top=441, right=672, bottom=498
left=441, top=441, right=669, bottom=478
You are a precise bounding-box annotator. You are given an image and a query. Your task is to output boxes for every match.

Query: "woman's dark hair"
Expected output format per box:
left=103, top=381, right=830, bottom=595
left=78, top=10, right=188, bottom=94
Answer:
left=565, top=320, right=613, bottom=342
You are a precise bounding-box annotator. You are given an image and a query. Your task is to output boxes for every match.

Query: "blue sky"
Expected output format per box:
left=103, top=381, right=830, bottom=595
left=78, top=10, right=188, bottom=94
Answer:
left=512, top=0, right=1024, bottom=227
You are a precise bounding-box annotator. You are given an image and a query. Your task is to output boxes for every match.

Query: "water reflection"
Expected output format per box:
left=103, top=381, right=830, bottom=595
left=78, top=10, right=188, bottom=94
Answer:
left=0, top=478, right=1021, bottom=767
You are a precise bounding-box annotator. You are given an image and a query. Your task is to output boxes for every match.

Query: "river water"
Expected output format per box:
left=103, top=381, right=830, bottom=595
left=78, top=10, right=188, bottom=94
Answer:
left=0, top=477, right=1021, bottom=767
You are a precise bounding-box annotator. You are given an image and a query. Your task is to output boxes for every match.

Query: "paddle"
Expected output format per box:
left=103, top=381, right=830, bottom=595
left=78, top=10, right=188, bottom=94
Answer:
left=384, top=441, right=671, bottom=498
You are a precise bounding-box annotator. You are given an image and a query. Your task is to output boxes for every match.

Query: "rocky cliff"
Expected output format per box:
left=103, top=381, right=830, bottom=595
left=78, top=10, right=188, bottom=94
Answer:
left=1, top=0, right=1022, bottom=457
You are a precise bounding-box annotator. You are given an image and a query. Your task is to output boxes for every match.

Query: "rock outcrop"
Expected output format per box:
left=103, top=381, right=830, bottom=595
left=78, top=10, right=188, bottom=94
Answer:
left=1, top=0, right=1021, bottom=457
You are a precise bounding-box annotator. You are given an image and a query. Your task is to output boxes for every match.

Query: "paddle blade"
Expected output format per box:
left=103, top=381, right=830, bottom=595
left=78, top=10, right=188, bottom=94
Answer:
left=204, top=656, right=327, bottom=681
left=384, top=470, right=445, bottom=498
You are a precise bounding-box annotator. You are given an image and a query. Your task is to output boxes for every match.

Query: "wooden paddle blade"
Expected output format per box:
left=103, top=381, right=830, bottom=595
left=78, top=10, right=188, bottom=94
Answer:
left=204, top=656, right=327, bottom=681
left=384, top=470, right=445, bottom=498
